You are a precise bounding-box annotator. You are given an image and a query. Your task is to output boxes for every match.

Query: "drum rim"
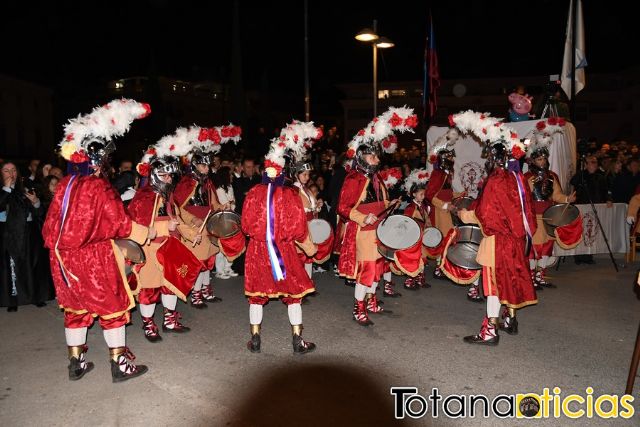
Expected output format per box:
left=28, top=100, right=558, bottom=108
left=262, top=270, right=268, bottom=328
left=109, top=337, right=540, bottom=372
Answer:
left=422, top=227, right=443, bottom=247
left=376, top=215, right=421, bottom=250
left=115, top=239, right=146, bottom=264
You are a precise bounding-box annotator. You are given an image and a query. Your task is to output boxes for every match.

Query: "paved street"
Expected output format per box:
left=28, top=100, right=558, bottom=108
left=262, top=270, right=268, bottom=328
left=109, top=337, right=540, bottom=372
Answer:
left=1, top=254, right=639, bottom=426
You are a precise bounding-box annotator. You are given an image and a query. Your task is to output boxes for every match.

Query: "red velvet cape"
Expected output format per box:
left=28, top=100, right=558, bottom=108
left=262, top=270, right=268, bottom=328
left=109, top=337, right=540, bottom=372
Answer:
left=475, top=168, right=538, bottom=308
left=241, top=184, right=314, bottom=298
left=42, top=175, right=135, bottom=317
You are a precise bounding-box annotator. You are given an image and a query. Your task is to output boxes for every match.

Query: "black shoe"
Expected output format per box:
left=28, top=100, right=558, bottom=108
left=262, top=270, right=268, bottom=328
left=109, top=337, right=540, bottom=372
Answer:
left=499, top=317, right=519, bottom=335
left=247, top=333, right=261, bottom=353
left=463, top=334, right=500, bottom=346
left=344, top=279, right=356, bottom=287
left=68, top=358, right=94, bottom=381
left=110, top=360, right=149, bottom=383
left=208, top=296, right=223, bottom=303
left=293, top=335, right=316, bottom=355
left=7, top=306, right=17, bottom=312
left=35, top=302, right=47, bottom=308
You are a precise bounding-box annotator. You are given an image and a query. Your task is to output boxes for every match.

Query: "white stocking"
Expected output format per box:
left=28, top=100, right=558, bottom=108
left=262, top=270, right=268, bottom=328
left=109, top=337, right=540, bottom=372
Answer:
left=287, top=303, right=302, bottom=325
left=103, top=326, right=126, bottom=348
left=541, top=255, right=550, bottom=269
left=529, top=259, right=537, bottom=271
left=383, top=272, right=392, bottom=282
left=161, top=294, right=177, bottom=311
left=486, top=295, right=501, bottom=318
left=369, top=281, right=378, bottom=294
left=304, top=263, right=312, bottom=279
left=354, top=284, right=368, bottom=301
left=249, top=304, right=263, bottom=325
left=139, top=303, right=156, bottom=318
left=194, top=271, right=205, bottom=291
left=65, top=327, right=87, bottom=346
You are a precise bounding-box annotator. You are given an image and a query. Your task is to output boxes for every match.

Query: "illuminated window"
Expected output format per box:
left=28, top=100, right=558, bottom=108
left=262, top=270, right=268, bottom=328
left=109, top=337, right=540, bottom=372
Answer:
left=378, top=90, right=389, bottom=99
left=114, top=81, right=124, bottom=89
left=390, top=89, right=406, bottom=97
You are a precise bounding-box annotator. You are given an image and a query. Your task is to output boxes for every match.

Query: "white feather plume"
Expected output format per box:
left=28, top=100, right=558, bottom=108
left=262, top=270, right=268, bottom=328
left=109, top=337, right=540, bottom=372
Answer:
left=402, top=168, right=430, bottom=193
left=347, top=106, right=418, bottom=157
left=59, top=98, right=150, bottom=161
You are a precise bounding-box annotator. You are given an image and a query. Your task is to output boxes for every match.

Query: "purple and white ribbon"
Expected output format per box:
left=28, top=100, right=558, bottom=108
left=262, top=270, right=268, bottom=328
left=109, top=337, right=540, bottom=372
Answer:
left=265, top=183, right=286, bottom=281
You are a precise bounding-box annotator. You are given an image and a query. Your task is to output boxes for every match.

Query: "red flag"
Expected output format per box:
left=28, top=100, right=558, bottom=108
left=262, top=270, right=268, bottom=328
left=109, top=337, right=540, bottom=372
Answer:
left=423, top=12, right=440, bottom=121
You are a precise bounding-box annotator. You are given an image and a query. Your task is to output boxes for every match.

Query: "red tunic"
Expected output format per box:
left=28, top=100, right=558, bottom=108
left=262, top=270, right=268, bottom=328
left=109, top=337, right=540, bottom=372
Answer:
left=475, top=168, right=538, bottom=309
left=42, top=175, right=147, bottom=318
left=241, top=184, right=316, bottom=298
left=337, top=170, right=388, bottom=285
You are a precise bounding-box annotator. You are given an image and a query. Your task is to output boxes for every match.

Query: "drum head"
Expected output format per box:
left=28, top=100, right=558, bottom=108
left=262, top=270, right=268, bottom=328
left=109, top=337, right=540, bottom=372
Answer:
left=422, top=227, right=443, bottom=248
left=206, top=211, right=241, bottom=238
left=209, top=235, right=219, bottom=247
left=543, top=204, right=580, bottom=237
left=309, top=219, right=331, bottom=244
left=376, top=215, right=421, bottom=250
left=114, top=239, right=145, bottom=264
left=446, top=242, right=482, bottom=270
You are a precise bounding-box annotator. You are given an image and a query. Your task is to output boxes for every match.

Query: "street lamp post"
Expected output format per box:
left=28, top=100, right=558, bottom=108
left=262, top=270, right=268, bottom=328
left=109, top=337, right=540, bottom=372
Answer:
left=355, top=19, right=394, bottom=117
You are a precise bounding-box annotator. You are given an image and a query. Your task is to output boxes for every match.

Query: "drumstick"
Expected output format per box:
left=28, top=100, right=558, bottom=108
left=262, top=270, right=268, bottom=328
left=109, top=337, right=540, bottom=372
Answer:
left=376, top=199, right=401, bottom=219
left=560, top=202, right=571, bottom=218
left=192, top=209, right=212, bottom=248
left=146, top=194, right=160, bottom=245
left=379, top=199, right=401, bottom=227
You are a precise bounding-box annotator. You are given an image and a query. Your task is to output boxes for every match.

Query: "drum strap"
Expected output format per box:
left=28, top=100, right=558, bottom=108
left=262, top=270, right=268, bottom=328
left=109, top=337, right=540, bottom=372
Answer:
left=513, top=171, right=536, bottom=258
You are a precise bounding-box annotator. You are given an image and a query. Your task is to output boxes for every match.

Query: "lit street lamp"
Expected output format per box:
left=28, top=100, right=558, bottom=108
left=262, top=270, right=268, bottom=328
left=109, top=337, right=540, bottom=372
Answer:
left=355, top=20, right=394, bottom=117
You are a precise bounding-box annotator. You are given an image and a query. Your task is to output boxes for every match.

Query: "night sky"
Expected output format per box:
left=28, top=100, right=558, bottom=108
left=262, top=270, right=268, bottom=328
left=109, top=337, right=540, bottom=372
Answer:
left=2, top=1, right=637, bottom=110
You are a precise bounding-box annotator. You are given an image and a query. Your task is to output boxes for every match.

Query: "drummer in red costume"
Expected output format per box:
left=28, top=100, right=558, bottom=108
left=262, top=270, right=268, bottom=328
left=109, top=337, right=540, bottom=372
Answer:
left=129, top=132, right=204, bottom=342
left=524, top=119, right=575, bottom=289
left=379, top=167, right=403, bottom=297
left=425, top=128, right=465, bottom=279
left=338, top=107, right=418, bottom=326
left=173, top=125, right=242, bottom=307
left=242, top=121, right=321, bottom=354
left=42, top=99, right=152, bottom=382
left=402, top=169, right=431, bottom=290
left=292, top=159, right=326, bottom=279
left=450, top=111, right=537, bottom=345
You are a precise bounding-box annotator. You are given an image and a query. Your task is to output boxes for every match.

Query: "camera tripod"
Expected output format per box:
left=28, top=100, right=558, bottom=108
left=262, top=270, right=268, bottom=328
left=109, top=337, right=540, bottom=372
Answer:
left=574, top=155, right=619, bottom=272
left=539, top=95, right=559, bottom=119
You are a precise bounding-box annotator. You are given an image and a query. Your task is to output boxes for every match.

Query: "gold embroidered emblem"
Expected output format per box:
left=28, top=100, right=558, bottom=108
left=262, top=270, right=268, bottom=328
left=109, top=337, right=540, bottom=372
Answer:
left=177, top=264, right=189, bottom=278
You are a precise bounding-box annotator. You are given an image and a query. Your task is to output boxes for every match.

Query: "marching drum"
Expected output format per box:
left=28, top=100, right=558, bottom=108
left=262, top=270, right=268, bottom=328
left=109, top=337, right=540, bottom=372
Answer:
left=308, top=219, right=332, bottom=245
left=114, top=239, right=145, bottom=276
left=446, top=243, right=482, bottom=270
left=209, top=235, right=219, bottom=247
left=455, top=225, right=483, bottom=245
left=206, top=211, right=241, bottom=238
left=451, top=196, right=475, bottom=226
left=445, top=225, right=483, bottom=270
left=542, top=203, right=580, bottom=238
left=376, top=215, right=421, bottom=261
left=422, top=227, right=443, bottom=249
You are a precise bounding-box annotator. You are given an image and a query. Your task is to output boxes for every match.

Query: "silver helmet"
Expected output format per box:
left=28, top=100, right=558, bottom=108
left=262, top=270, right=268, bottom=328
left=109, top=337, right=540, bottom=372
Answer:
left=149, top=156, right=182, bottom=197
